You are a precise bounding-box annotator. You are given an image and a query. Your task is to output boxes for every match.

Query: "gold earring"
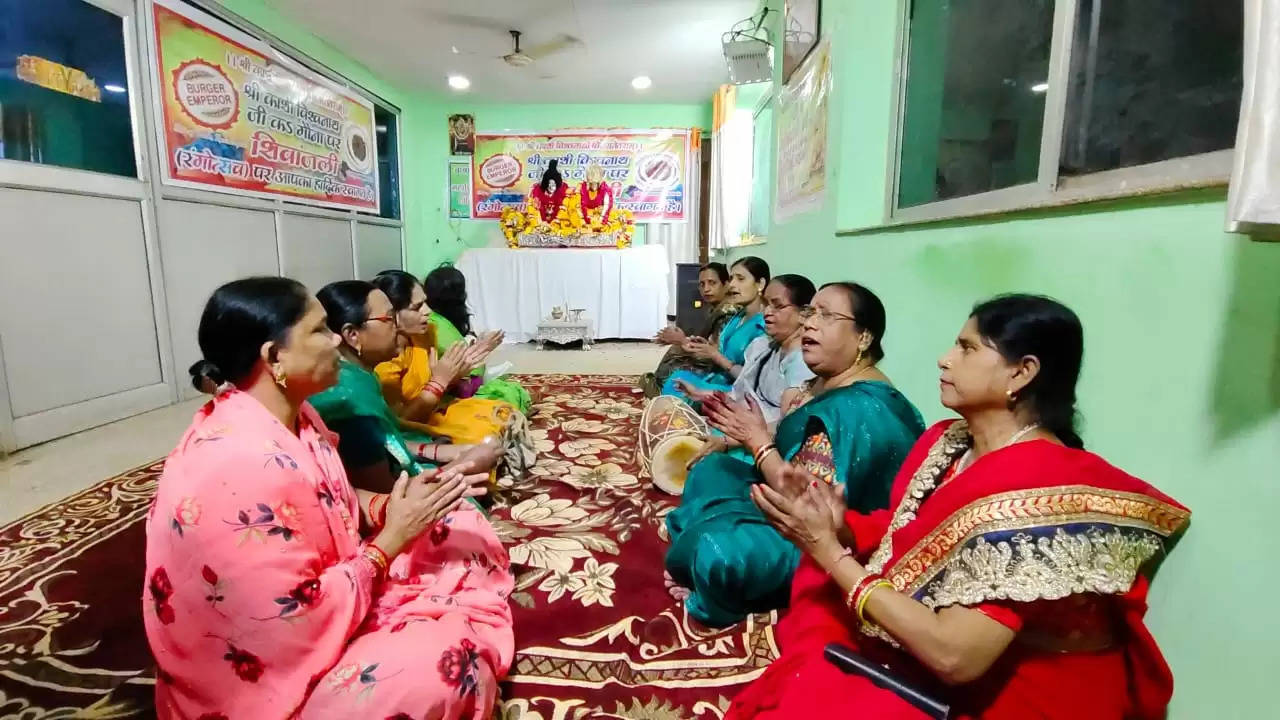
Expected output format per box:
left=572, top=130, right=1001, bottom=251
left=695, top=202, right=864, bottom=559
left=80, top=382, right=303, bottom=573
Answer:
left=1006, top=388, right=1017, bottom=406
left=273, top=364, right=288, bottom=389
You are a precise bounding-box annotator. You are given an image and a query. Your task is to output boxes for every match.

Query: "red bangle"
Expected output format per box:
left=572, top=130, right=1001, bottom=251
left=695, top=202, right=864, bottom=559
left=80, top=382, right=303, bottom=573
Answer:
left=369, top=494, right=388, bottom=529
left=845, top=573, right=883, bottom=611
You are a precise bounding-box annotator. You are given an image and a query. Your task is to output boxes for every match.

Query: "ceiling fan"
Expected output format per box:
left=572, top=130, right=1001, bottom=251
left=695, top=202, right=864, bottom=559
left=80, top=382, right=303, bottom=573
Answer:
left=501, top=29, right=582, bottom=68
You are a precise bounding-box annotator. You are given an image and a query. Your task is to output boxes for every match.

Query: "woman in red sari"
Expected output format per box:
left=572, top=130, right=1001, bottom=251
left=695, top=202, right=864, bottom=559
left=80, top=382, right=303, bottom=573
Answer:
left=733, top=294, right=1190, bottom=720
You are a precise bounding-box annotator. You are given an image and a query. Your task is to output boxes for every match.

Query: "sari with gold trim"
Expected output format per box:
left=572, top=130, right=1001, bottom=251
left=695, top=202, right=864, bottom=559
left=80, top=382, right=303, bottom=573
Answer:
left=729, top=420, right=1190, bottom=720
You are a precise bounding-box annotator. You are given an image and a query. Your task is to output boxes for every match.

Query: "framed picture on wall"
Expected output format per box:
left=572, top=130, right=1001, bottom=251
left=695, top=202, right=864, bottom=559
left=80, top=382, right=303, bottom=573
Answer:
left=449, top=114, right=475, bottom=155
left=783, top=0, right=821, bottom=84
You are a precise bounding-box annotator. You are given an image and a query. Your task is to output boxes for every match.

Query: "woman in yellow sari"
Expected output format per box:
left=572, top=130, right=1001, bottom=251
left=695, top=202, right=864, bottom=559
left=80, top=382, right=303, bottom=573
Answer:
left=371, top=271, right=523, bottom=459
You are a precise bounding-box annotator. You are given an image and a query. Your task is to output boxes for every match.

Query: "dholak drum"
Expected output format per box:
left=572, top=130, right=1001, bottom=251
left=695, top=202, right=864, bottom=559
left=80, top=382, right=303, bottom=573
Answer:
left=638, top=395, right=708, bottom=495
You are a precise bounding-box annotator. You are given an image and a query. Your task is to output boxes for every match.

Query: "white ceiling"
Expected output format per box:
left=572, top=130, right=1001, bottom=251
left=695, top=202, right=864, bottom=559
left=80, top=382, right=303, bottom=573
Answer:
left=260, top=0, right=759, bottom=103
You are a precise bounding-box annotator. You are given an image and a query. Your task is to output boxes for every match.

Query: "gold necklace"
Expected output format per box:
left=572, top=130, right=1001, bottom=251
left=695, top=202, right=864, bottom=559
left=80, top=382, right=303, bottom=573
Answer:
left=954, top=423, right=1040, bottom=475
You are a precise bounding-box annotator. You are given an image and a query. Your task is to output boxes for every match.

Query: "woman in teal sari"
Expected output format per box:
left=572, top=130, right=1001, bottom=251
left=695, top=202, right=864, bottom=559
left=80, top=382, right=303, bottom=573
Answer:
left=661, top=257, right=770, bottom=402
left=665, top=282, right=925, bottom=627
left=424, top=265, right=532, bottom=414
left=310, top=280, right=501, bottom=494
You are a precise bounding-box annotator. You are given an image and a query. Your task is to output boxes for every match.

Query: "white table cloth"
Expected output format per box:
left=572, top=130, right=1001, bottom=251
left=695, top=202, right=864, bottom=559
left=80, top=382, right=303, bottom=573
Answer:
left=455, top=245, right=670, bottom=343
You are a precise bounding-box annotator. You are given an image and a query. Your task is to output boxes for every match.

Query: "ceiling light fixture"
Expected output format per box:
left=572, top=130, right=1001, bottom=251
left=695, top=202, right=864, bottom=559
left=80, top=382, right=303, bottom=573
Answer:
left=631, top=75, right=652, bottom=90
left=1031, top=82, right=1049, bottom=93
left=448, top=75, right=471, bottom=91
left=103, top=84, right=127, bottom=93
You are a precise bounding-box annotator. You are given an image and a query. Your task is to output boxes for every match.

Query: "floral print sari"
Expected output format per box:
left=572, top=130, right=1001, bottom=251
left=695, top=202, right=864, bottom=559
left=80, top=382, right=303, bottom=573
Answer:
left=143, top=390, right=514, bottom=719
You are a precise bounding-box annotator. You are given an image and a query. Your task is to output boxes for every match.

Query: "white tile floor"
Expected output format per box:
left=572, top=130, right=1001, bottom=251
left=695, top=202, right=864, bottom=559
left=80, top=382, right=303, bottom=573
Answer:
left=0, top=341, right=664, bottom=526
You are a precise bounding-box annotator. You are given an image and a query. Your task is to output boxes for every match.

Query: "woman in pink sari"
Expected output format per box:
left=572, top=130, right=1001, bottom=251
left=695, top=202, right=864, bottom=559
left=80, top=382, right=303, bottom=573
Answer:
left=144, top=277, right=514, bottom=720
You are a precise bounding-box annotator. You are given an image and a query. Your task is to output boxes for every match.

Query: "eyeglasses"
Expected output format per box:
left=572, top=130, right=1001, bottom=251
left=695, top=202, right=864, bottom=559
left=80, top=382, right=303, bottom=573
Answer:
left=364, top=314, right=397, bottom=327
left=799, top=306, right=858, bottom=325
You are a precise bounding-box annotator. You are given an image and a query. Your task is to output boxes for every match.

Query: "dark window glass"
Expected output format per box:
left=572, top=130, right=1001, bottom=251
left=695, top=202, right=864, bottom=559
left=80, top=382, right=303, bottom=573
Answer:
left=374, top=104, right=399, bottom=220
left=897, top=0, right=1054, bottom=208
left=1060, top=0, right=1242, bottom=176
left=0, top=0, right=137, bottom=177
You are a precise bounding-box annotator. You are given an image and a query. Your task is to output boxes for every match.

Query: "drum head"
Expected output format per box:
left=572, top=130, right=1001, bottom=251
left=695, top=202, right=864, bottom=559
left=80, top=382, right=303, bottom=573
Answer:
left=650, top=435, right=705, bottom=496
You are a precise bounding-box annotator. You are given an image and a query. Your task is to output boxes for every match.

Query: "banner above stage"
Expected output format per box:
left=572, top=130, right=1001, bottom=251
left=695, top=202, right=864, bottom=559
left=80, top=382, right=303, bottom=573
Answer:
left=471, top=129, right=691, bottom=222
left=150, top=0, right=380, bottom=213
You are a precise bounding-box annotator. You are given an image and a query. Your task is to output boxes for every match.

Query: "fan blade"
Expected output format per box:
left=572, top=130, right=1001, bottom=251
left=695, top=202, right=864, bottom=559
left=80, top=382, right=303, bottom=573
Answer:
left=525, top=35, right=583, bottom=61
left=425, top=11, right=513, bottom=33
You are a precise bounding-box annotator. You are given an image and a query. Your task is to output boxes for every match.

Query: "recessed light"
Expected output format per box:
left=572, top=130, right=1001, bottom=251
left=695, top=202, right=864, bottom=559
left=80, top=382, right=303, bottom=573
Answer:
left=451, top=46, right=459, bottom=54
left=1030, top=82, right=1049, bottom=93
left=103, top=84, right=127, bottom=93
left=448, top=75, right=471, bottom=91
left=631, top=75, right=652, bottom=90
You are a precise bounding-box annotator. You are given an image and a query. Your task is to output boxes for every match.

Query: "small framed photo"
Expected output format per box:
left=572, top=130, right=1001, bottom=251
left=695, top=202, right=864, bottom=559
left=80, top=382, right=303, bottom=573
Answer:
left=783, top=0, right=821, bottom=84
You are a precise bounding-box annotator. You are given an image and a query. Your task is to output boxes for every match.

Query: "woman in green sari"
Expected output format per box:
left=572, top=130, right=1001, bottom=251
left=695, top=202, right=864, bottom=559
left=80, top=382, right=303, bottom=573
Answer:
left=665, top=282, right=925, bottom=627
left=310, top=280, right=502, bottom=495
left=424, top=265, right=532, bottom=414
left=660, top=257, right=771, bottom=403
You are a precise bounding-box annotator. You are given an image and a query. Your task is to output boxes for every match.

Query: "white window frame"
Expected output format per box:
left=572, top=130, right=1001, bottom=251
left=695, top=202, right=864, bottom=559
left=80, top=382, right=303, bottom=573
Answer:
left=881, top=0, right=1235, bottom=227
left=0, top=0, right=178, bottom=453
left=747, top=86, right=776, bottom=243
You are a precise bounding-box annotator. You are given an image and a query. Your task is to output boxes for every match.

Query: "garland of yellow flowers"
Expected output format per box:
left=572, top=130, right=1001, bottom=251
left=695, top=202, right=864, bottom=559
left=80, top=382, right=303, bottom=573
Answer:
left=500, top=188, right=635, bottom=248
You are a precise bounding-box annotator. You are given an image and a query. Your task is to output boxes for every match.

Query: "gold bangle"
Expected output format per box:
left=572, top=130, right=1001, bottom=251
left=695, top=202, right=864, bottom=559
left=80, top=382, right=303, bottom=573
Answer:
left=856, top=579, right=895, bottom=627
left=845, top=573, right=882, bottom=611
left=362, top=543, right=390, bottom=580
left=753, top=445, right=778, bottom=467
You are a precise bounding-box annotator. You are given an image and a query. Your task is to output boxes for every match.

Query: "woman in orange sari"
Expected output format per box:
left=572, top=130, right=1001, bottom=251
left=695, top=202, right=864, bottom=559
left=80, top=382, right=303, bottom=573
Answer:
left=732, top=294, right=1190, bottom=719
left=146, top=278, right=513, bottom=719
left=370, top=271, right=516, bottom=446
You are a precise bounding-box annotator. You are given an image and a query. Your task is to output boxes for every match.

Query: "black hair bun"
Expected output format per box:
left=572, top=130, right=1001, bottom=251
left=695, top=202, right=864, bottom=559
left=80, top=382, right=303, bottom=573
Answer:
left=188, top=360, right=225, bottom=393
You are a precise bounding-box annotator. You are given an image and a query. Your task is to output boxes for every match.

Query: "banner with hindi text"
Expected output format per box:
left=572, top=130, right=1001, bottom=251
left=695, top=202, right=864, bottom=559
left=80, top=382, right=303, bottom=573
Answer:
left=150, top=0, right=379, bottom=212
left=775, top=39, right=830, bottom=222
left=471, top=130, right=690, bottom=222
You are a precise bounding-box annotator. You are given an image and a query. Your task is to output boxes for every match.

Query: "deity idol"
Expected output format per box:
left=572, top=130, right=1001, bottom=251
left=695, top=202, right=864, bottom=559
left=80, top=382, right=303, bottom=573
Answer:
left=579, top=164, right=615, bottom=229
left=529, top=160, right=567, bottom=224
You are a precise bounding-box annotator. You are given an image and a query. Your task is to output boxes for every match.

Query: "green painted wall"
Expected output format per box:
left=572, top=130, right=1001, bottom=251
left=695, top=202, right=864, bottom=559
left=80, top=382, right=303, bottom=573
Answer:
left=737, top=1, right=1280, bottom=717
left=213, top=1, right=708, bottom=275
left=213, top=0, right=439, bottom=271
left=410, top=101, right=711, bottom=272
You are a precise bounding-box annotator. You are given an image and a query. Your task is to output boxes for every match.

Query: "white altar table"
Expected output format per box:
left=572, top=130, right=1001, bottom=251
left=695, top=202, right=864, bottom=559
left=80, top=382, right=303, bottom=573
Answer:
left=455, top=245, right=670, bottom=343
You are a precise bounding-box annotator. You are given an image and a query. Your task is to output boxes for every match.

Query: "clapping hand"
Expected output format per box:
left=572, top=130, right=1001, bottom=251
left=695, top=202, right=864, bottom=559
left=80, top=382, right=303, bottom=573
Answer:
left=685, top=435, right=727, bottom=470
left=477, top=330, right=504, bottom=354
left=674, top=379, right=713, bottom=404
left=656, top=326, right=687, bottom=346
left=703, top=393, right=770, bottom=451
left=751, top=470, right=846, bottom=557
left=376, top=472, right=469, bottom=557
left=681, top=336, right=717, bottom=360
left=428, top=344, right=469, bottom=389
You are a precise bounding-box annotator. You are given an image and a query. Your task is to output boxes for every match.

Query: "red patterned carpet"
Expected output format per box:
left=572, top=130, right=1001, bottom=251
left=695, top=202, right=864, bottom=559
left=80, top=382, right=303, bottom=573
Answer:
left=0, top=374, right=777, bottom=719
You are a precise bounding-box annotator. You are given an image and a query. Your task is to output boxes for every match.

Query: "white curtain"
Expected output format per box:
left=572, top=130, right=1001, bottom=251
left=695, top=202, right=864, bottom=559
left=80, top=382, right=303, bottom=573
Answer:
left=1227, top=0, right=1280, bottom=230
left=647, top=145, right=701, bottom=315
left=708, top=110, right=754, bottom=250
